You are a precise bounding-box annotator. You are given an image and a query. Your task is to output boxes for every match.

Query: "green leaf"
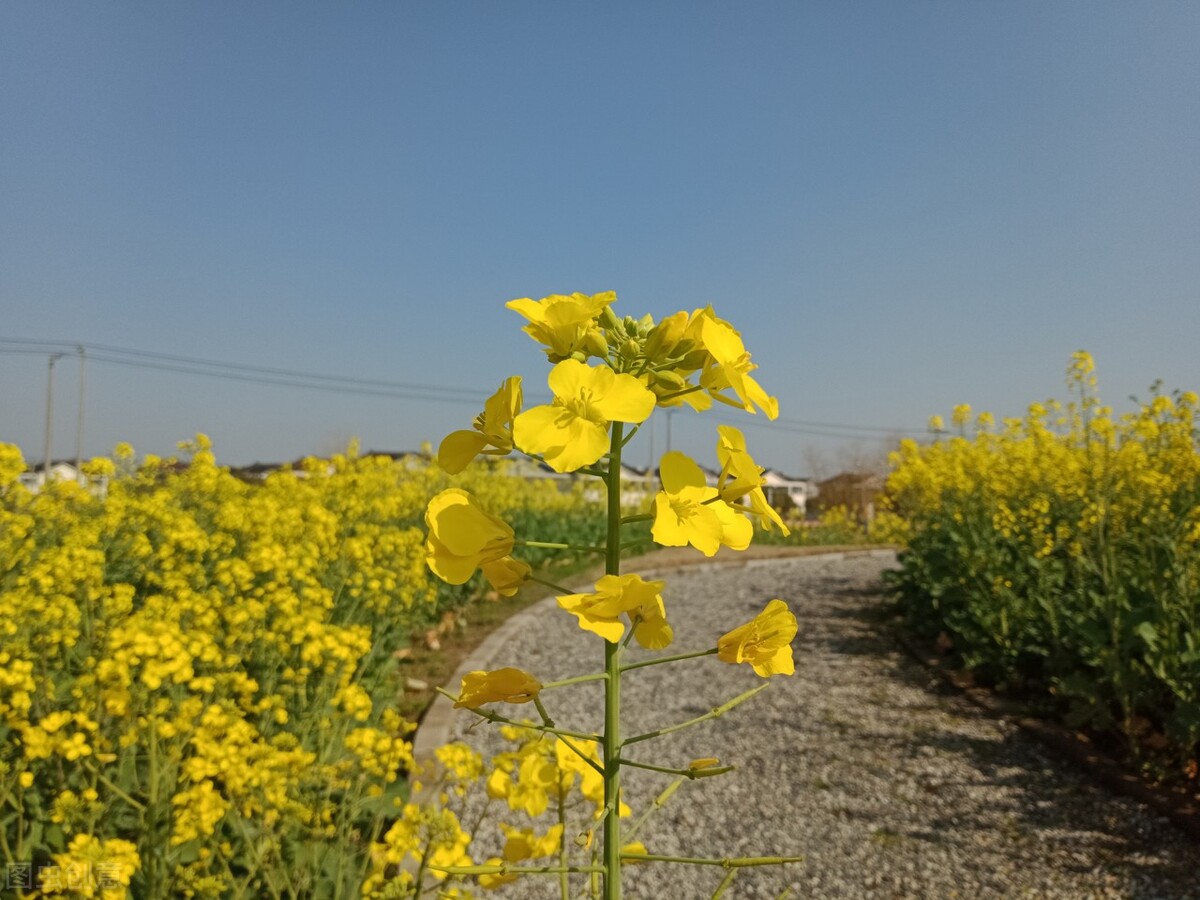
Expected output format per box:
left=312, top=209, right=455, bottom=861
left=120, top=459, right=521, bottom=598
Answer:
left=1134, top=621, right=1159, bottom=650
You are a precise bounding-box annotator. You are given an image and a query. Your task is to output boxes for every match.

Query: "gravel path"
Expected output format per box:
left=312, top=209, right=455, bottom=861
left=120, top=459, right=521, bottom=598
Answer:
left=429, top=552, right=1200, bottom=899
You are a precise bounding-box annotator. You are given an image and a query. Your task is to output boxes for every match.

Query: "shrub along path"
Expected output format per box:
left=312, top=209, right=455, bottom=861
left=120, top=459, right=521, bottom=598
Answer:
left=426, top=552, right=1200, bottom=899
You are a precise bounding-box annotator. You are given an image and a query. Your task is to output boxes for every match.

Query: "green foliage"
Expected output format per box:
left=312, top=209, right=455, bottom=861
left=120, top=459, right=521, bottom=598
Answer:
left=886, top=368, right=1200, bottom=775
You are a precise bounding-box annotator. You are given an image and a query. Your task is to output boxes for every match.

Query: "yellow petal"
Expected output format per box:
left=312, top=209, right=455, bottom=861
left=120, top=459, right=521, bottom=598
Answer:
left=633, top=612, right=673, bottom=650
left=434, top=498, right=508, bottom=557
left=542, top=417, right=610, bottom=473
left=650, top=493, right=690, bottom=548
left=512, top=404, right=568, bottom=457
left=712, top=499, right=753, bottom=551
left=481, top=556, right=531, bottom=597
left=455, top=668, right=541, bottom=708
left=594, top=373, right=656, bottom=424
left=438, top=430, right=488, bottom=474
left=658, top=451, right=707, bottom=494
left=698, top=315, right=747, bottom=363
left=546, top=358, right=593, bottom=399
left=425, top=536, right=481, bottom=585
left=556, top=593, right=626, bottom=642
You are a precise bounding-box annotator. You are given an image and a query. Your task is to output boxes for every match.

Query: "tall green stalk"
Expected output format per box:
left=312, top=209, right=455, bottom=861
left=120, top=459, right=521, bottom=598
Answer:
left=603, top=421, right=624, bottom=900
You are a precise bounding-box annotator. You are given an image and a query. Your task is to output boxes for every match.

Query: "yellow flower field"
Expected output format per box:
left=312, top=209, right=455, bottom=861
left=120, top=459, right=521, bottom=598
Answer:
left=0, top=437, right=604, bottom=897
left=886, top=353, right=1200, bottom=775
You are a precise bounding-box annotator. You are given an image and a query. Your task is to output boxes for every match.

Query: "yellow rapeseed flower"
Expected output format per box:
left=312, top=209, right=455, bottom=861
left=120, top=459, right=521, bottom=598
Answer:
left=425, top=489, right=517, bottom=584
left=43, top=833, right=140, bottom=899
left=479, top=555, right=532, bottom=598
left=717, top=599, right=797, bottom=677
left=506, top=291, right=616, bottom=361
left=438, top=376, right=523, bottom=474
left=651, top=452, right=752, bottom=556
left=556, top=574, right=672, bottom=648
left=500, top=823, right=564, bottom=862
left=688, top=307, right=778, bottom=419
left=454, top=668, right=542, bottom=709
left=513, top=359, right=656, bottom=473
left=716, top=425, right=790, bottom=535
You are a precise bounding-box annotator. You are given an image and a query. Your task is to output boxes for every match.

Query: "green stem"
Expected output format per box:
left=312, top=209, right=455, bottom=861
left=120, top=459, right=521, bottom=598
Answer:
left=619, top=852, right=805, bottom=867
left=655, top=385, right=704, bottom=403
left=621, top=513, right=654, bottom=525
left=412, top=841, right=433, bottom=897
left=82, top=760, right=146, bottom=810
left=432, top=864, right=605, bottom=876
left=557, top=735, right=606, bottom=777
left=712, top=869, right=739, bottom=898
left=529, top=574, right=582, bottom=595
left=621, top=647, right=718, bottom=672
left=533, top=695, right=555, bottom=727
left=541, top=672, right=608, bottom=690
left=557, top=788, right=570, bottom=900
left=517, top=539, right=607, bottom=553
left=603, top=421, right=625, bottom=900
left=623, top=684, right=769, bottom=746
left=613, top=757, right=735, bottom=779
left=621, top=539, right=651, bottom=552
left=623, top=777, right=683, bottom=842
left=436, top=687, right=603, bottom=742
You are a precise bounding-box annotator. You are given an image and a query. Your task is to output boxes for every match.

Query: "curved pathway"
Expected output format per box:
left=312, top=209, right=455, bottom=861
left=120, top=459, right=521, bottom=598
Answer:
left=416, top=552, right=1199, bottom=899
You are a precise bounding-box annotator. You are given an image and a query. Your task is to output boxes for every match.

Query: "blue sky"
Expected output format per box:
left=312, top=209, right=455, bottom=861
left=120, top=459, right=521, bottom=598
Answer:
left=2, top=2, right=1198, bottom=474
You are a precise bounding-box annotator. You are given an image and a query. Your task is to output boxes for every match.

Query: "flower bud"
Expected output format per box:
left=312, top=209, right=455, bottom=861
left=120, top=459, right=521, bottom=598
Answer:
left=620, top=339, right=640, bottom=359
left=653, top=369, right=687, bottom=390
left=582, top=330, right=609, bottom=359
left=645, top=312, right=689, bottom=361
left=570, top=350, right=589, bottom=362
left=600, top=306, right=623, bottom=332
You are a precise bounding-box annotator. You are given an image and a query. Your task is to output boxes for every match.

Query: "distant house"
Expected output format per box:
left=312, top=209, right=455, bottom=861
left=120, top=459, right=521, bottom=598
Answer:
left=760, top=469, right=814, bottom=518
left=19, top=461, right=109, bottom=498
left=813, top=472, right=886, bottom=524
left=226, top=450, right=819, bottom=520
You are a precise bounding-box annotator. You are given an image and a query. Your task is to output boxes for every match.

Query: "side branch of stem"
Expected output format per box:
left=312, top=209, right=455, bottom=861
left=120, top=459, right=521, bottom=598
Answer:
left=435, top=688, right=602, bottom=743
left=622, top=684, right=769, bottom=746
left=613, top=757, right=735, bottom=779
left=621, top=647, right=718, bottom=672
left=619, top=853, right=805, bottom=868
left=431, top=864, right=606, bottom=876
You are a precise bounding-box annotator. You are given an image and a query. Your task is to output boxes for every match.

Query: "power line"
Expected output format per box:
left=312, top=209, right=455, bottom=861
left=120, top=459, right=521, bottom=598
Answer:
left=0, top=337, right=492, bottom=402
left=1, top=337, right=927, bottom=437
left=1, top=339, right=518, bottom=408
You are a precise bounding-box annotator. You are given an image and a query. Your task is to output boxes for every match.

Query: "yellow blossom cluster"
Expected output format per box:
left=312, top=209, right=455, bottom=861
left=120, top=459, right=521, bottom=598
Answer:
left=42, top=833, right=140, bottom=900
left=409, top=291, right=805, bottom=898
left=0, top=435, right=606, bottom=897
left=887, top=352, right=1200, bottom=767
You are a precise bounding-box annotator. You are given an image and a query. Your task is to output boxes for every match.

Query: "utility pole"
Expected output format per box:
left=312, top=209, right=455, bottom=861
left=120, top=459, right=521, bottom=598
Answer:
left=75, top=345, right=86, bottom=478
left=43, top=352, right=64, bottom=485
